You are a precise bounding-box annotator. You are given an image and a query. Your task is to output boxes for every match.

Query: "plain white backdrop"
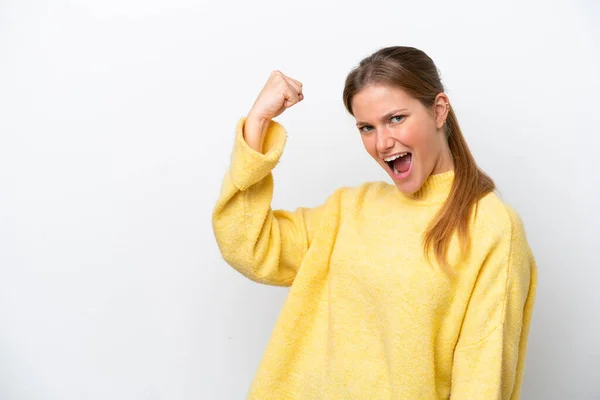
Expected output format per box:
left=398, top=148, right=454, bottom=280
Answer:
left=1, top=0, right=599, bottom=398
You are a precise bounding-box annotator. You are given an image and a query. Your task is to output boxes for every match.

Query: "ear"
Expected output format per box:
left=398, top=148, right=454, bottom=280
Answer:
left=433, top=93, right=450, bottom=130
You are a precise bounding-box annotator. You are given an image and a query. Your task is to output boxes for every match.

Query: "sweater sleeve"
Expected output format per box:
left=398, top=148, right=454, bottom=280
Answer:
left=212, top=117, right=327, bottom=286
left=450, top=207, right=537, bottom=400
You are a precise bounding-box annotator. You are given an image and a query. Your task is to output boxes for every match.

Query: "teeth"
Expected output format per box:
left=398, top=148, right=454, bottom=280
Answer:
left=393, top=165, right=400, bottom=174
left=384, top=152, right=408, bottom=162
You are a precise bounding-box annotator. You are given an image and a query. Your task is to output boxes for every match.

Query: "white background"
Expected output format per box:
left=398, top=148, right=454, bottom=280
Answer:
left=1, top=0, right=599, bottom=398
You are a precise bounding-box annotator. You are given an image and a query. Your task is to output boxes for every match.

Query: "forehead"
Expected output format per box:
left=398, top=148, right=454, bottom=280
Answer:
left=352, top=84, right=416, bottom=119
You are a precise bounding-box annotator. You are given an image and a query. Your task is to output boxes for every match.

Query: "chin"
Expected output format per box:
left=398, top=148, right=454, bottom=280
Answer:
left=381, top=161, right=423, bottom=195
left=393, top=178, right=423, bottom=195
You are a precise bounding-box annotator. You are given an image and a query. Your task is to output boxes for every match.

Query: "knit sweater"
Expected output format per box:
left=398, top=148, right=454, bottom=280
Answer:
left=212, top=118, right=537, bottom=400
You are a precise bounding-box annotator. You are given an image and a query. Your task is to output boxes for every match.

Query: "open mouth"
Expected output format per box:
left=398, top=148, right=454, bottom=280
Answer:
left=384, top=152, right=412, bottom=177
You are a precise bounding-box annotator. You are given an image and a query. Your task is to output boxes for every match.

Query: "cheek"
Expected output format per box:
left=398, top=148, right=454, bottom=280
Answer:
left=399, top=119, right=437, bottom=153
left=395, top=123, right=421, bottom=148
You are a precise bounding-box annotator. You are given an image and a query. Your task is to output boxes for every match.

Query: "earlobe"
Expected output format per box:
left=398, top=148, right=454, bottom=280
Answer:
left=434, top=93, right=450, bottom=129
left=435, top=109, right=447, bottom=130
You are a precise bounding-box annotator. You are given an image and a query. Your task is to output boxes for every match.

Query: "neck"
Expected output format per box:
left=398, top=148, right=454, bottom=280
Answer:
left=397, top=170, right=454, bottom=204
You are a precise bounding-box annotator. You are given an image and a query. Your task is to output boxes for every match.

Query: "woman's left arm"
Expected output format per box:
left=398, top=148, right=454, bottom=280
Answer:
left=450, top=208, right=538, bottom=400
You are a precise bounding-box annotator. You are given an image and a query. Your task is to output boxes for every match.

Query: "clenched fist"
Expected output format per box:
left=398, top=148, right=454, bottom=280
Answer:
left=244, top=71, right=304, bottom=153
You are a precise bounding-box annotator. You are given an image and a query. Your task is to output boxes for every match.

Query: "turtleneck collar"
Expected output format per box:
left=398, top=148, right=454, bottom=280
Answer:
left=395, top=169, right=455, bottom=204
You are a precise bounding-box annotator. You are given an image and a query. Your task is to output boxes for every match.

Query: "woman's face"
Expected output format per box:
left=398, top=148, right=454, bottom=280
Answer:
left=351, top=84, right=454, bottom=195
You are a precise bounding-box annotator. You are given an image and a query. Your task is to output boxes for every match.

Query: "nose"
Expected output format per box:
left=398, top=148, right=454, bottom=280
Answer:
left=376, top=127, right=394, bottom=153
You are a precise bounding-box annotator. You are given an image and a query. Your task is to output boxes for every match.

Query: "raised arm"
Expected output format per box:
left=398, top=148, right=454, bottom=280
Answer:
left=212, top=71, right=325, bottom=286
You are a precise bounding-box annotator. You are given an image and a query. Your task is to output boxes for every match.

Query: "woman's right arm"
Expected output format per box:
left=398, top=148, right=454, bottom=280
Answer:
left=212, top=71, right=324, bottom=286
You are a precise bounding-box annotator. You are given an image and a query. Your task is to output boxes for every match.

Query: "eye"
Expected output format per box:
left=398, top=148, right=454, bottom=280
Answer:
left=359, top=125, right=374, bottom=134
left=390, top=115, right=405, bottom=123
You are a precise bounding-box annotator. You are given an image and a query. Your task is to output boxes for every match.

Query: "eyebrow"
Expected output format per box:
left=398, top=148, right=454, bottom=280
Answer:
left=355, top=109, right=409, bottom=126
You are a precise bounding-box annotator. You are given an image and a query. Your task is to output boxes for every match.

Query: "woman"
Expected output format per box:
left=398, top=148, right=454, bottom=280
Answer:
left=212, top=46, right=537, bottom=399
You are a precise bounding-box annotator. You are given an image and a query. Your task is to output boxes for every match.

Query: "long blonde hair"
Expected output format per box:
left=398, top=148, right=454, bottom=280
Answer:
left=343, top=46, right=495, bottom=270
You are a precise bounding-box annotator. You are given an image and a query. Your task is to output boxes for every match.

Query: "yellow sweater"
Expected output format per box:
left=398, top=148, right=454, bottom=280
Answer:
left=212, top=118, right=537, bottom=400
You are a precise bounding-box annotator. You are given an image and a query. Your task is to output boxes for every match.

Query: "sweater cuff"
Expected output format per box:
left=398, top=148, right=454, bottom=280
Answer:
left=230, top=117, right=287, bottom=190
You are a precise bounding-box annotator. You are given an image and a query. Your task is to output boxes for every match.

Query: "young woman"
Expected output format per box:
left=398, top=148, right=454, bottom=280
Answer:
left=212, top=46, right=537, bottom=399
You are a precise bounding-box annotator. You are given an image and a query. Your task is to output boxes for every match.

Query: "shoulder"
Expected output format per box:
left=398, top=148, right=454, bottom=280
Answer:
left=474, top=192, right=526, bottom=238
left=329, top=181, right=395, bottom=208
left=314, top=181, right=394, bottom=220
left=472, top=192, right=533, bottom=267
